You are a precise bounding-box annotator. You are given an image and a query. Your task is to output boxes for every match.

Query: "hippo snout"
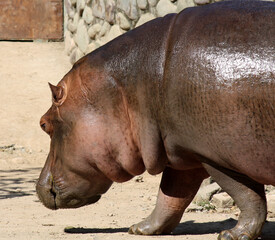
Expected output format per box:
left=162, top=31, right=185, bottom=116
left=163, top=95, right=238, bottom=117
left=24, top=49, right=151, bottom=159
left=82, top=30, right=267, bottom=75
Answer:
left=36, top=174, right=57, bottom=210
left=36, top=169, right=102, bottom=209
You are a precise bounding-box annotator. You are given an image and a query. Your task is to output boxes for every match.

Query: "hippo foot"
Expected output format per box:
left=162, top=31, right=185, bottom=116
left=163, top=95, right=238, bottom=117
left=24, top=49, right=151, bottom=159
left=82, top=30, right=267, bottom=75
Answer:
left=218, top=230, right=252, bottom=240
left=128, top=216, right=172, bottom=235
left=128, top=220, right=166, bottom=235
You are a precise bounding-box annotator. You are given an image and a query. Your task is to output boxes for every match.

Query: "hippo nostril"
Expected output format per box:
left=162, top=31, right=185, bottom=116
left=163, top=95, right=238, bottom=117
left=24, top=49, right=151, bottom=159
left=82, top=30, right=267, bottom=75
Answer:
left=50, top=188, right=56, bottom=199
left=50, top=184, right=57, bottom=210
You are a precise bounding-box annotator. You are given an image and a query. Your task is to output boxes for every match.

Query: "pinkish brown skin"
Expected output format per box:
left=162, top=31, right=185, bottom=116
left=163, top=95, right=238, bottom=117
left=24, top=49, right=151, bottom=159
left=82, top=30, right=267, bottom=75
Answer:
left=37, top=1, right=275, bottom=240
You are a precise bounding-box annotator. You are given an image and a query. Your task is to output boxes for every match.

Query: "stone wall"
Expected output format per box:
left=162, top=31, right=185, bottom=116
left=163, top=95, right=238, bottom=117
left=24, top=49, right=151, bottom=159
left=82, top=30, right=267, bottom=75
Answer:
left=64, top=0, right=218, bottom=64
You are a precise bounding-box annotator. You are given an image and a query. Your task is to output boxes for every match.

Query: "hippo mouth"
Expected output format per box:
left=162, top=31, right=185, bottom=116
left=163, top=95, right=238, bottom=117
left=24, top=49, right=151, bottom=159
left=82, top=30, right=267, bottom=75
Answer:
left=36, top=181, right=101, bottom=210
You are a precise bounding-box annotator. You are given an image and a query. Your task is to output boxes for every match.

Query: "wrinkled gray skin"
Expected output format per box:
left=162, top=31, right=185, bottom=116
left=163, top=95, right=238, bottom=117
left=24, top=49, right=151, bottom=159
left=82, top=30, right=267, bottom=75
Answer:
left=37, top=1, right=275, bottom=240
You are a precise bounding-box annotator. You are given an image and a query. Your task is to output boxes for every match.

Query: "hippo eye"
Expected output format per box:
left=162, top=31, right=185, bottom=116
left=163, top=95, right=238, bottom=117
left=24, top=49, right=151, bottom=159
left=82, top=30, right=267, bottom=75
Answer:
left=41, top=123, right=46, bottom=131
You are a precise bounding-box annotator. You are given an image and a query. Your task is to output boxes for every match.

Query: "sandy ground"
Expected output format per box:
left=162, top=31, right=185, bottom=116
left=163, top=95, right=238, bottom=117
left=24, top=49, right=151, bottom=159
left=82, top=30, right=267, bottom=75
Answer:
left=0, top=41, right=274, bottom=240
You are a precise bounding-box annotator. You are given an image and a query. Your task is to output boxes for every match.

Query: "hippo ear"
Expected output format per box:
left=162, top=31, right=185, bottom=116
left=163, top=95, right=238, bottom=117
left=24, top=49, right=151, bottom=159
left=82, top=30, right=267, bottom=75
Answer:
left=48, top=83, right=67, bottom=106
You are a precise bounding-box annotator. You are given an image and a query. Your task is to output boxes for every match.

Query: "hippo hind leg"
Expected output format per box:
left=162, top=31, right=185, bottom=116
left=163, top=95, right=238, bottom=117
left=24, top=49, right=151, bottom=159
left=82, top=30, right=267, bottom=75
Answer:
left=202, top=162, right=267, bottom=240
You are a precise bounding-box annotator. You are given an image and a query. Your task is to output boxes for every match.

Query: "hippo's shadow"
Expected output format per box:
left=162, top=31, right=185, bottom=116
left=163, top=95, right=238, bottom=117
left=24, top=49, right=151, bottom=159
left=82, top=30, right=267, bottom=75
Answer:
left=0, top=168, right=40, bottom=199
left=64, top=227, right=129, bottom=234
left=175, top=219, right=275, bottom=240
left=64, top=218, right=275, bottom=239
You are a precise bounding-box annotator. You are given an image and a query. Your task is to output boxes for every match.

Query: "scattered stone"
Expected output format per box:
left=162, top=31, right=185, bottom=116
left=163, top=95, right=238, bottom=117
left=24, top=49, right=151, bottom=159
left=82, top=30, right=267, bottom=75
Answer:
left=211, top=192, right=234, bottom=209
left=88, top=23, right=101, bottom=39
left=148, top=0, right=158, bottom=7
left=134, top=176, right=144, bottom=183
left=92, top=0, right=105, bottom=19
left=105, top=0, right=116, bottom=24
left=98, top=21, right=111, bottom=37
left=186, top=203, right=203, bottom=212
left=75, top=19, right=90, bottom=53
left=116, top=12, right=131, bottom=30
left=137, top=0, right=148, bottom=10
left=135, top=13, right=155, bottom=27
left=200, top=177, right=212, bottom=188
left=177, top=0, right=195, bottom=12
left=117, top=0, right=139, bottom=20
left=267, top=190, right=275, bottom=218
left=0, top=144, right=27, bottom=154
left=193, top=182, right=221, bottom=204
left=197, top=201, right=216, bottom=211
left=266, top=185, right=275, bottom=193
left=82, top=6, right=94, bottom=24
left=156, top=0, right=177, bottom=17
left=194, top=0, right=211, bottom=5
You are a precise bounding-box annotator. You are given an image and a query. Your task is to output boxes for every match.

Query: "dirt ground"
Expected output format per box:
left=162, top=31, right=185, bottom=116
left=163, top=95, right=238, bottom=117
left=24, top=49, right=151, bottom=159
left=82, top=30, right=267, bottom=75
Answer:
left=0, top=41, right=274, bottom=240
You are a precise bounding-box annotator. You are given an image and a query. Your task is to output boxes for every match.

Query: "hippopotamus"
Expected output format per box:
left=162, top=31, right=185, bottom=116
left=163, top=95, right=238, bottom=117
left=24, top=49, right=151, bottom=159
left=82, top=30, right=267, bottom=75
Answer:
left=36, top=0, right=275, bottom=239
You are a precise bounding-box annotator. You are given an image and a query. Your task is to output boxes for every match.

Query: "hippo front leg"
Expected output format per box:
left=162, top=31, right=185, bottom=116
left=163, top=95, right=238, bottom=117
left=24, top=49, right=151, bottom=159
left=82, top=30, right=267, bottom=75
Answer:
left=129, top=167, right=208, bottom=235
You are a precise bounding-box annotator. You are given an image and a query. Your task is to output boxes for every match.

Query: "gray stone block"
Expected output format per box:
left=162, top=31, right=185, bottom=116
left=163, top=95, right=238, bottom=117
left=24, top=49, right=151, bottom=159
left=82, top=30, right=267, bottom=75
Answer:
left=211, top=192, right=234, bottom=209
left=105, top=0, right=116, bottom=24
left=267, top=190, right=275, bottom=217
left=137, top=0, right=148, bottom=10
left=148, top=0, right=158, bottom=7
left=64, top=31, right=76, bottom=56
left=193, top=182, right=221, bottom=204
left=117, top=0, right=139, bottom=20
left=116, top=12, right=131, bottom=30
left=156, top=0, right=177, bottom=17
left=194, top=0, right=211, bottom=5
left=86, top=41, right=101, bottom=54
left=92, top=0, right=106, bottom=19
left=77, top=0, right=86, bottom=12
left=70, top=48, right=77, bottom=64
left=76, top=19, right=90, bottom=53
left=67, top=19, right=77, bottom=32
left=88, top=23, right=101, bottom=39
left=177, top=0, right=195, bottom=12
left=135, top=13, right=155, bottom=27
left=104, top=24, right=125, bottom=43
left=83, top=6, right=94, bottom=24
left=75, top=48, right=85, bottom=62
left=98, top=22, right=111, bottom=37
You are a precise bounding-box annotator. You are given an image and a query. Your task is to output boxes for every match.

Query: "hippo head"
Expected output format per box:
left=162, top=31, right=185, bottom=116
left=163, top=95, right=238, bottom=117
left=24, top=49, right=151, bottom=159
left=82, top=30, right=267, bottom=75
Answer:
left=36, top=61, right=145, bottom=210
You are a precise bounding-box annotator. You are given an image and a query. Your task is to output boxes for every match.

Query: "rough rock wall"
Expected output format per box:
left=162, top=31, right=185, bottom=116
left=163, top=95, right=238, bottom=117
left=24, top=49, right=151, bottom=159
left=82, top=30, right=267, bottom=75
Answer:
left=64, top=0, right=217, bottom=64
